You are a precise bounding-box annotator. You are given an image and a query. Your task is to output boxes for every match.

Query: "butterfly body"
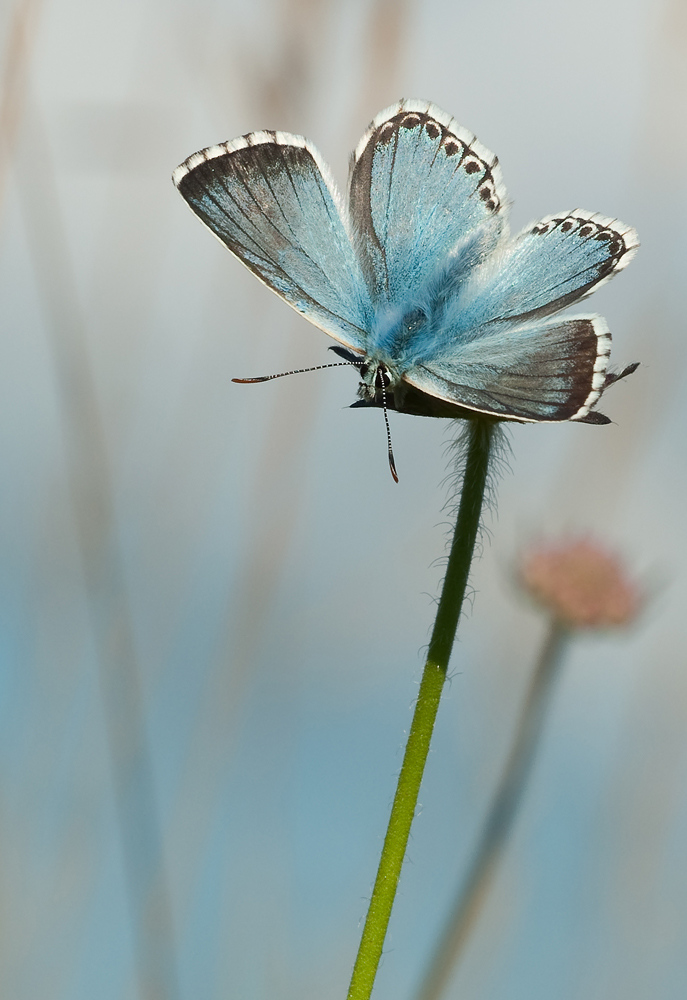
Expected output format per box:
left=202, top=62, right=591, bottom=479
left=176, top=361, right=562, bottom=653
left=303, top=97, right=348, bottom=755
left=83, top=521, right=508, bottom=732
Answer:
left=174, top=100, right=638, bottom=434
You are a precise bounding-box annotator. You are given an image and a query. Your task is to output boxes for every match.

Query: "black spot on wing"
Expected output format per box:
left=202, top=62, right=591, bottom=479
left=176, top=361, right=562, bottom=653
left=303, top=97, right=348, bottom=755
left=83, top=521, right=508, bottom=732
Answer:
left=530, top=214, right=633, bottom=271
left=504, top=215, right=635, bottom=321
left=400, top=113, right=421, bottom=129
left=357, top=110, right=503, bottom=211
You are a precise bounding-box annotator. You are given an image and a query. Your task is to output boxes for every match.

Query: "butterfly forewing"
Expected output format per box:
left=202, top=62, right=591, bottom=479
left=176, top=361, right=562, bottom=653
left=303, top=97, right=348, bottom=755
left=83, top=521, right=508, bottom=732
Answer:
left=174, top=133, right=372, bottom=351
left=454, top=210, right=639, bottom=330
left=348, top=100, right=508, bottom=306
left=404, top=315, right=611, bottom=422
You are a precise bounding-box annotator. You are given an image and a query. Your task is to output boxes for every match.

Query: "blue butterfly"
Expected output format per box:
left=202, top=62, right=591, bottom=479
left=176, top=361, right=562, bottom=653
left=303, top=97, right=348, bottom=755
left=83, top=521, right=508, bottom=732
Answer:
left=173, top=100, right=638, bottom=480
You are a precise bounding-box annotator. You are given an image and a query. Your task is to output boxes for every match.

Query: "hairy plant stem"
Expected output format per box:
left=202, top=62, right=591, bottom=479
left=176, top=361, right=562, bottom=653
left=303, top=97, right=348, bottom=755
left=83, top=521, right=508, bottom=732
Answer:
left=346, top=417, right=496, bottom=1000
left=413, top=618, right=569, bottom=1000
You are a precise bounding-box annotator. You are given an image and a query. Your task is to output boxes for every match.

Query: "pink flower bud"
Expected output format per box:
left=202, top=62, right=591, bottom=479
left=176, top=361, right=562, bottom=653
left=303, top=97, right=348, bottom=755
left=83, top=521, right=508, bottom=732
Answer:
left=519, top=538, right=641, bottom=628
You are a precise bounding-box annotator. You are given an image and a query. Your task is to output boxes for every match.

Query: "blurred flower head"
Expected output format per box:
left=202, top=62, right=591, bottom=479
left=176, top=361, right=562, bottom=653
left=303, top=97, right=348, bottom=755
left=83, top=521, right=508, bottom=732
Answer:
left=519, top=538, right=641, bottom=629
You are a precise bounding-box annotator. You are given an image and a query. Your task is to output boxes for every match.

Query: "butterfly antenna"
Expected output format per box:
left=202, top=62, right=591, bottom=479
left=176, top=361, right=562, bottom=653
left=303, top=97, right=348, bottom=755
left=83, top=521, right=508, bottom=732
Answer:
left=378, top=370, right=399, bottom=483
left=232, top=361, right=361, bottom=384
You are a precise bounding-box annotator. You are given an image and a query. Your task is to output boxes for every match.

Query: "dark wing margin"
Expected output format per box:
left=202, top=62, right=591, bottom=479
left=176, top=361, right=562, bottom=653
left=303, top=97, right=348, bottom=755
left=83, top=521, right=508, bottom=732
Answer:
left=348, top=99, right=508, bottom=305
left=403, top=315, right=613, bottom=423
left=173, top=131, right=371, bottom=351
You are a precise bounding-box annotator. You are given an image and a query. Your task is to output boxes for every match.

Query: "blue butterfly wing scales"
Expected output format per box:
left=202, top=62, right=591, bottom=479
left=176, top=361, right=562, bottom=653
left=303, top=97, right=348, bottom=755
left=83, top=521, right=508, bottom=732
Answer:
left=173, top=132, right=371, bottom=351
left=444, top=209, right=639, bottom=331
left=349, top=100, right=508, bottom=307
left=173, top=101, right=638, bottom=426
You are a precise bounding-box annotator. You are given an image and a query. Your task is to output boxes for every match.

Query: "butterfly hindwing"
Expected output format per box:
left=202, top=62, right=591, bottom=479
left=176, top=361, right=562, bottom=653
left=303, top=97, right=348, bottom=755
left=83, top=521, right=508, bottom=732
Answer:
left=348, top=100, right=508, bottom=306
left=453, top=210, right=639, bottom=331
left=174, top=133, right=371, bottom=350
left=403, top=314, right=611, bottom=422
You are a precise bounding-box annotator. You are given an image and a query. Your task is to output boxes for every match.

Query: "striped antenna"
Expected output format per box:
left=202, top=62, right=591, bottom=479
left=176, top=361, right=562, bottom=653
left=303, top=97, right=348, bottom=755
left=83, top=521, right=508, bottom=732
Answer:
left=232, top=360, right=363, bottom=384
left=375, top=365, right=399, bottom=483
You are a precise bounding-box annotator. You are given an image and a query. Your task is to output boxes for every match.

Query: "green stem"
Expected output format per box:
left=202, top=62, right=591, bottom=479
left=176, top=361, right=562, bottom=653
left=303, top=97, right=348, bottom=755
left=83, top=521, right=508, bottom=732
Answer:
left=346, top=418, right=496, bottom=1000
left=413, top=618, right=570, bottom=1000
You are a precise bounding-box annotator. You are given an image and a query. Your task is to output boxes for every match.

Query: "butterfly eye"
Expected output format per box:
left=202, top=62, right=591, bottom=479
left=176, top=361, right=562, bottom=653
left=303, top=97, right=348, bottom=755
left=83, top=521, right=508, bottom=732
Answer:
left=374, top=366, right=392, bottom=390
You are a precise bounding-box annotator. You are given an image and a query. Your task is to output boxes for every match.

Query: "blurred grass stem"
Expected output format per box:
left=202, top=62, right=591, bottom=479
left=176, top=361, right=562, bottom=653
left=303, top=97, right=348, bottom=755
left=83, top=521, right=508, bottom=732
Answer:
left=0, top=0, right=42, bottom=210
left=17, top=101, right=179, bottom=1000
left=414, top=619, right=569, bottom=1000
left=346, top=418, right=495, bottom=1000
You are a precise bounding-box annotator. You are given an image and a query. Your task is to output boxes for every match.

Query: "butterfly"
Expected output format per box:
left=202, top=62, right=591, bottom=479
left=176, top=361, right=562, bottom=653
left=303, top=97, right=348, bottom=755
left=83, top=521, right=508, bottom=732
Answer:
left=173, top=100, right=638, bottom=481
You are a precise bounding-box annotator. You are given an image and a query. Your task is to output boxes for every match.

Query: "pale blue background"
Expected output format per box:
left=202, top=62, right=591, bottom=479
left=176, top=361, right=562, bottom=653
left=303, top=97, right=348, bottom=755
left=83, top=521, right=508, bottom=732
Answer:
left=1, top=0, right=686, bottom=998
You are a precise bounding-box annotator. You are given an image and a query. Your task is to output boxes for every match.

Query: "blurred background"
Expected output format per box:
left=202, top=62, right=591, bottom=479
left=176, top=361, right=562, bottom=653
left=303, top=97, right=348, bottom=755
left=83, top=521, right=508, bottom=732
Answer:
left=0, top=0, right=686, bottom=997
